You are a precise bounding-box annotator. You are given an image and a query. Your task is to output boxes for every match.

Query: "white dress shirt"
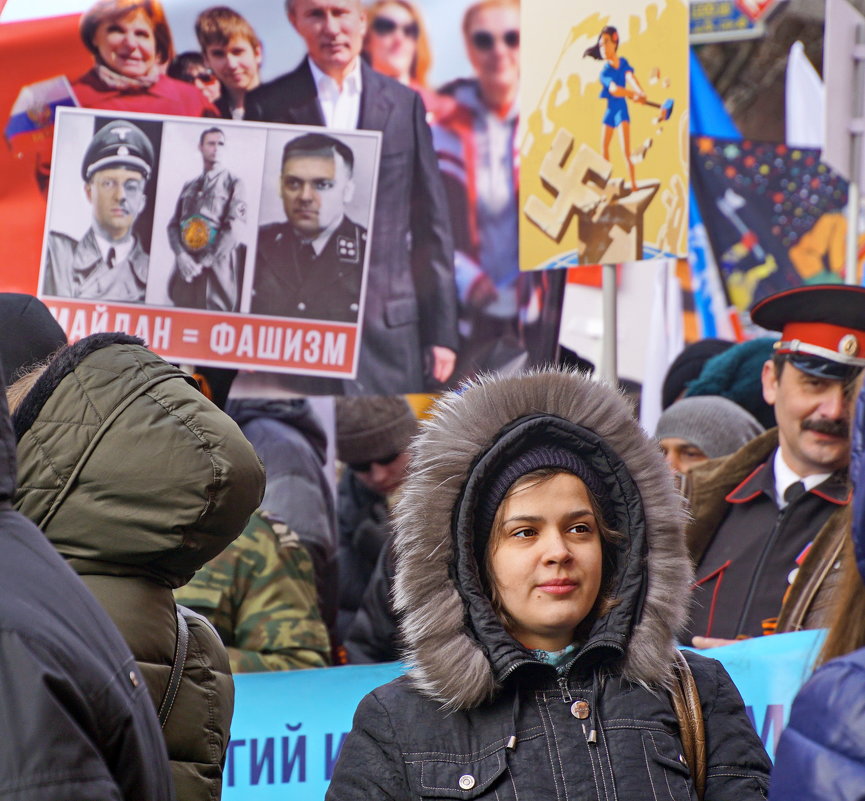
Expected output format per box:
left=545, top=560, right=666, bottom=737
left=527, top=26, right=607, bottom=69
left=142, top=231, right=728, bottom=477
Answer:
left=773, top=448, right=831, bottom=508
left=308, top=57, right=362, bottom=130
left=93, top=230, right=134, bottom=266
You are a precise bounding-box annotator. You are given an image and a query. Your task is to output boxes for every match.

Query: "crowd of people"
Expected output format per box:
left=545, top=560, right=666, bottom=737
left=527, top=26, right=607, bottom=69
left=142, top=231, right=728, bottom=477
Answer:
left=3, top=275, right=865, bottom=799
left=7, top=0, right=865, bottom=799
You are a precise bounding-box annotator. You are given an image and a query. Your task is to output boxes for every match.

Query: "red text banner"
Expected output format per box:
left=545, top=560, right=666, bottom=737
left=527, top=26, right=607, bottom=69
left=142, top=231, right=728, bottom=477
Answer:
left=47, top=299, right=358, bottom=376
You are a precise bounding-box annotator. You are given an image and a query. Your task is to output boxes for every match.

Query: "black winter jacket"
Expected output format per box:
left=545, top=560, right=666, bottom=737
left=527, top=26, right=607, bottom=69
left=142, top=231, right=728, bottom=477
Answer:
left=0, top=368, right=173, bottom=801
left=327, top=371, right=771, bottom=800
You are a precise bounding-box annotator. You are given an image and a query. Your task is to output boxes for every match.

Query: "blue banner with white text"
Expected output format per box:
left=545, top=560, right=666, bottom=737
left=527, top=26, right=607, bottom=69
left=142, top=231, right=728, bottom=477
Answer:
left=225, top=629, right=824, bottom=800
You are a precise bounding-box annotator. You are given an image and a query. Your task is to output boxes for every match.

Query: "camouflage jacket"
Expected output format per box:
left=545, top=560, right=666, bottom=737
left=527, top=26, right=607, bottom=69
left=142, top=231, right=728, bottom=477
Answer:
left=175, top=512, right=331, bottom=672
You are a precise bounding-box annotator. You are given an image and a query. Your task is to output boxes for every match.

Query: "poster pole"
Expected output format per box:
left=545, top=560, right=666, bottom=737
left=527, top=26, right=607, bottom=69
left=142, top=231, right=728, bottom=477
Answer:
left=600, top=263, right=618, bottom=385
left=845, top=22, right=865, bottom=286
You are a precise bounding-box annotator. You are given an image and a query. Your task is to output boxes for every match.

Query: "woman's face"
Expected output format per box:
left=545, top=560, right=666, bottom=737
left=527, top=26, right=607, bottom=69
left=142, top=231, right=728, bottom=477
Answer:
left=466, top=4, right=520, bottom=95
left=488, top=473, right=604, bottom=652
left=92, top=10, right=158, bottom=78
left=367, top=2, right=418, bottom=83
left=600, top=32, right=618, bottom=60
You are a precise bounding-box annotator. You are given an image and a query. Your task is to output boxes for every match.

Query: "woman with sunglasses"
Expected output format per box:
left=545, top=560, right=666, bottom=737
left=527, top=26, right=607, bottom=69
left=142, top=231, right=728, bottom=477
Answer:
left=326, top=369, right=770, bottom=800
left=167, top=51, right=223, bottom=105
left=583, top=25, right=647, bottom=191
left=73, top=0, right=218, bottom=116
left=363, top=0, right=446, bottom=118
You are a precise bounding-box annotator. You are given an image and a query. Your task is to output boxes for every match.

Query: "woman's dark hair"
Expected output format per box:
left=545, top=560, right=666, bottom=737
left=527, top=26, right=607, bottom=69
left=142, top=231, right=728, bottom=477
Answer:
left=583, top=25, right=618, bottom=60
left=485, top=468, right=623, bottom=643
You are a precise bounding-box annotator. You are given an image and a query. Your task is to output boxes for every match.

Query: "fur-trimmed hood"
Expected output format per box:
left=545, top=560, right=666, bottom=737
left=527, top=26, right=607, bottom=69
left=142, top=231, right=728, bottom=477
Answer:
left=11, top=334, right=265, bottom=587
left=393, top=370, right=692, bottom=710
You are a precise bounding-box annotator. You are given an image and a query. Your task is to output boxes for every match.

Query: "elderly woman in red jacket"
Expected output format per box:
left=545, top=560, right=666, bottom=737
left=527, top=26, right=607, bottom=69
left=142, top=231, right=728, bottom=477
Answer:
left=73, top=0, right=217, bottom=116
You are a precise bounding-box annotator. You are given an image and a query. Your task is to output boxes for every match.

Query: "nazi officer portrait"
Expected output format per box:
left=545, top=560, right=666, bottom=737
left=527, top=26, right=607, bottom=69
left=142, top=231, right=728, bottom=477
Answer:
left=41, top=116, right=158, bottom=303
left=166, top=125, right=248, bottom=312
left=251, top=131, right=372, bottom=323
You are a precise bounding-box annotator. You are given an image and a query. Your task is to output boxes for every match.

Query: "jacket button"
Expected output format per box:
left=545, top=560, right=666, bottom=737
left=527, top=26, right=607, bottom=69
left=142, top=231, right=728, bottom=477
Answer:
left=459, top=774, right=476, bottom=790
left=570, top=700, right=591, bottom=719
left=129, top=670, right=140, bottom=688
left=678, top=754, right=687, bottom=765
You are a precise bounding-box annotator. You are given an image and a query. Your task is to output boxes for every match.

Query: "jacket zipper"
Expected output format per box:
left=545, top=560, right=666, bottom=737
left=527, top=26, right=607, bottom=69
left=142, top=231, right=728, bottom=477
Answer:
left=557, top=676, right=573, bottom=703
left=734, top=501, right=796, bottom=633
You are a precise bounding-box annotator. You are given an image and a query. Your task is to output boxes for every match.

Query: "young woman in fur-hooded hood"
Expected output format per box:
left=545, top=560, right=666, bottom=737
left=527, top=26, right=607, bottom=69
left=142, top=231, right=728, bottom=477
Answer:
left=327, top=370, right=769, bottom=800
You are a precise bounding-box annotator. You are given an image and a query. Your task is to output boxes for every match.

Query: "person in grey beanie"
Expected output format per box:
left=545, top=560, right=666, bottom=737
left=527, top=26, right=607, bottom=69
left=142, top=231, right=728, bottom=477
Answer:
left=655, top=395, right=764, bottom=477
left=335, top=395, right=419, bottom=640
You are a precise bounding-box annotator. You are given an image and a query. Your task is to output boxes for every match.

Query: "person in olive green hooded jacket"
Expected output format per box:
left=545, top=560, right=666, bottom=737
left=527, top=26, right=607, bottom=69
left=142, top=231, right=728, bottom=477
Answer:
left=7, top=333, right=265, bottom=801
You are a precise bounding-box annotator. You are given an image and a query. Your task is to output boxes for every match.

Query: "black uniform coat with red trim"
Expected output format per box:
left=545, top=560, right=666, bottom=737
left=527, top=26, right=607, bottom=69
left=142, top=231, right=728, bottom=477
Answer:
left=685, top=429, right=849, bottom=640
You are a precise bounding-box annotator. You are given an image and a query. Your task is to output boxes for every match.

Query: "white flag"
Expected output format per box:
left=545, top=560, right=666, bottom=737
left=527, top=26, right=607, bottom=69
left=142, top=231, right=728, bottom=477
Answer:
left=786, top=41, right=825, bottom=149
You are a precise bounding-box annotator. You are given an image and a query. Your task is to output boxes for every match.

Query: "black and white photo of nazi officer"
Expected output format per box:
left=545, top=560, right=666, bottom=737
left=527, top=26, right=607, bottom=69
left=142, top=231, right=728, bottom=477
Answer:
left=167, top=126, right=247, bottom=311
left=252, top=132, right=366, bottom=323
left=43, top=120, right=152, bottom=302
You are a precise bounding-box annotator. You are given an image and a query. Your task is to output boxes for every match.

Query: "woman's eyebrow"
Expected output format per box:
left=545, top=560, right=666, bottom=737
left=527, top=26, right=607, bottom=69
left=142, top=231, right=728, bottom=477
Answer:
left=503, top=508, right=594, bottom=525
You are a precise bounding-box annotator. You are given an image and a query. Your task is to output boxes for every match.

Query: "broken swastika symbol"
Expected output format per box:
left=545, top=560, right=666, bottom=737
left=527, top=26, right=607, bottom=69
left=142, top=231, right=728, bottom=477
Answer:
left=524, top=129, right=614, bottom=243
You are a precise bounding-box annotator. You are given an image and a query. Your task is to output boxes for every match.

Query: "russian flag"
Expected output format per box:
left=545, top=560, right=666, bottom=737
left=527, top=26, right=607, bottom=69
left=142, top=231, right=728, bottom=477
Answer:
left=4, top=75, right=77, bottom=155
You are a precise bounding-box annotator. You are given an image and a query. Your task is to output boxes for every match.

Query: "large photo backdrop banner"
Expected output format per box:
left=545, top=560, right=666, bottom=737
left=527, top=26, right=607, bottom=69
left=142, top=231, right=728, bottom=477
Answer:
left=0, top=0, right=566, bottom=394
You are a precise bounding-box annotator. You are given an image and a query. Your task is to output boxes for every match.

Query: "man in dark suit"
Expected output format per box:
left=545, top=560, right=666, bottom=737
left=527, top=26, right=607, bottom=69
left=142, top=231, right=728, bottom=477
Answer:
left=252, top=133, right=366, bottom=323
left=245, top=0, right=458, bottom=394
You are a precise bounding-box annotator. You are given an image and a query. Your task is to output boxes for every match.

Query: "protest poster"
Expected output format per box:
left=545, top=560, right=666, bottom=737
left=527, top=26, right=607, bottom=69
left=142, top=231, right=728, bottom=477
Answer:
left=222, top=630, right=824, bottom=799
left=0, top=0, right=567, bottom=395
left=40, top=107, right=380, bottom=378
left=519, top=0, right=690, bottom=272
left=690, top=136, right=858, bottom=333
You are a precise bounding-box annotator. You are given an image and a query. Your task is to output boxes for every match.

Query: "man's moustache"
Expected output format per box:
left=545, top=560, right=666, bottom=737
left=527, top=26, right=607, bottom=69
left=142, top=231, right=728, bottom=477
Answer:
left=801, top=418, right=850, bottom=438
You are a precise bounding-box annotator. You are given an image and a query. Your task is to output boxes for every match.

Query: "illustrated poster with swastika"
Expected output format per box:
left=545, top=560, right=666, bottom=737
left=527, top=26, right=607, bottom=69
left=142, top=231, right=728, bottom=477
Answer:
left=519, top=0, right=689, bottom=272
left=39, top=107, right=381, bottom=380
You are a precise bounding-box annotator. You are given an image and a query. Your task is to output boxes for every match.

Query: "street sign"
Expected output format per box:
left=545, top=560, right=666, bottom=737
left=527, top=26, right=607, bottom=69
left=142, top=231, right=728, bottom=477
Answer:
left=690, top=1, right=765, bottom=43
left=735, top=0, right=779, bottom=21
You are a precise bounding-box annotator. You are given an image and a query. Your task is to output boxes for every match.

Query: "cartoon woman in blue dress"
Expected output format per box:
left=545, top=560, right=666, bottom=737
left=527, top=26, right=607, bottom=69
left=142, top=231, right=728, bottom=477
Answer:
left=584, top=26, right=646, bottom=190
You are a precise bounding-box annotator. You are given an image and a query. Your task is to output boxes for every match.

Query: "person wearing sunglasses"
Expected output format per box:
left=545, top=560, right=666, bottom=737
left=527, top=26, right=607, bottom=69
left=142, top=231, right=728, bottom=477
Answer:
left=362, top=1, right=449, bottom=121
left=167, top=51, right=222, bottom=105
left=334, top=395, right=417, bottom=642
left=432, top=0, right=563, bottom=383
left=363, top=1, right=427, bottom=86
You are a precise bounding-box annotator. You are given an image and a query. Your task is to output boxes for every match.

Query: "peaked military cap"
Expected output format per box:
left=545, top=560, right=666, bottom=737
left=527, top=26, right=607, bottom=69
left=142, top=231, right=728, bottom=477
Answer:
left=750, top=283, right=865, bottom=380
left=81, top=120, right=154, bottom=182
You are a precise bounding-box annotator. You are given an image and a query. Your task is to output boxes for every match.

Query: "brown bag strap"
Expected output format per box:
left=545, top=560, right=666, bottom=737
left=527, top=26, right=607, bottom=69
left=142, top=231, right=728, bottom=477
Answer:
left=669, top=649, right=706, bottom=800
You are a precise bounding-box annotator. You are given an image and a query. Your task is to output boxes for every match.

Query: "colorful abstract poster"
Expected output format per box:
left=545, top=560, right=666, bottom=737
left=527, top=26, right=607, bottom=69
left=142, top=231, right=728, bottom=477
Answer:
left=690, top=136, right=856, bottom=331
left=519, top=0, right=689, bottom=272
